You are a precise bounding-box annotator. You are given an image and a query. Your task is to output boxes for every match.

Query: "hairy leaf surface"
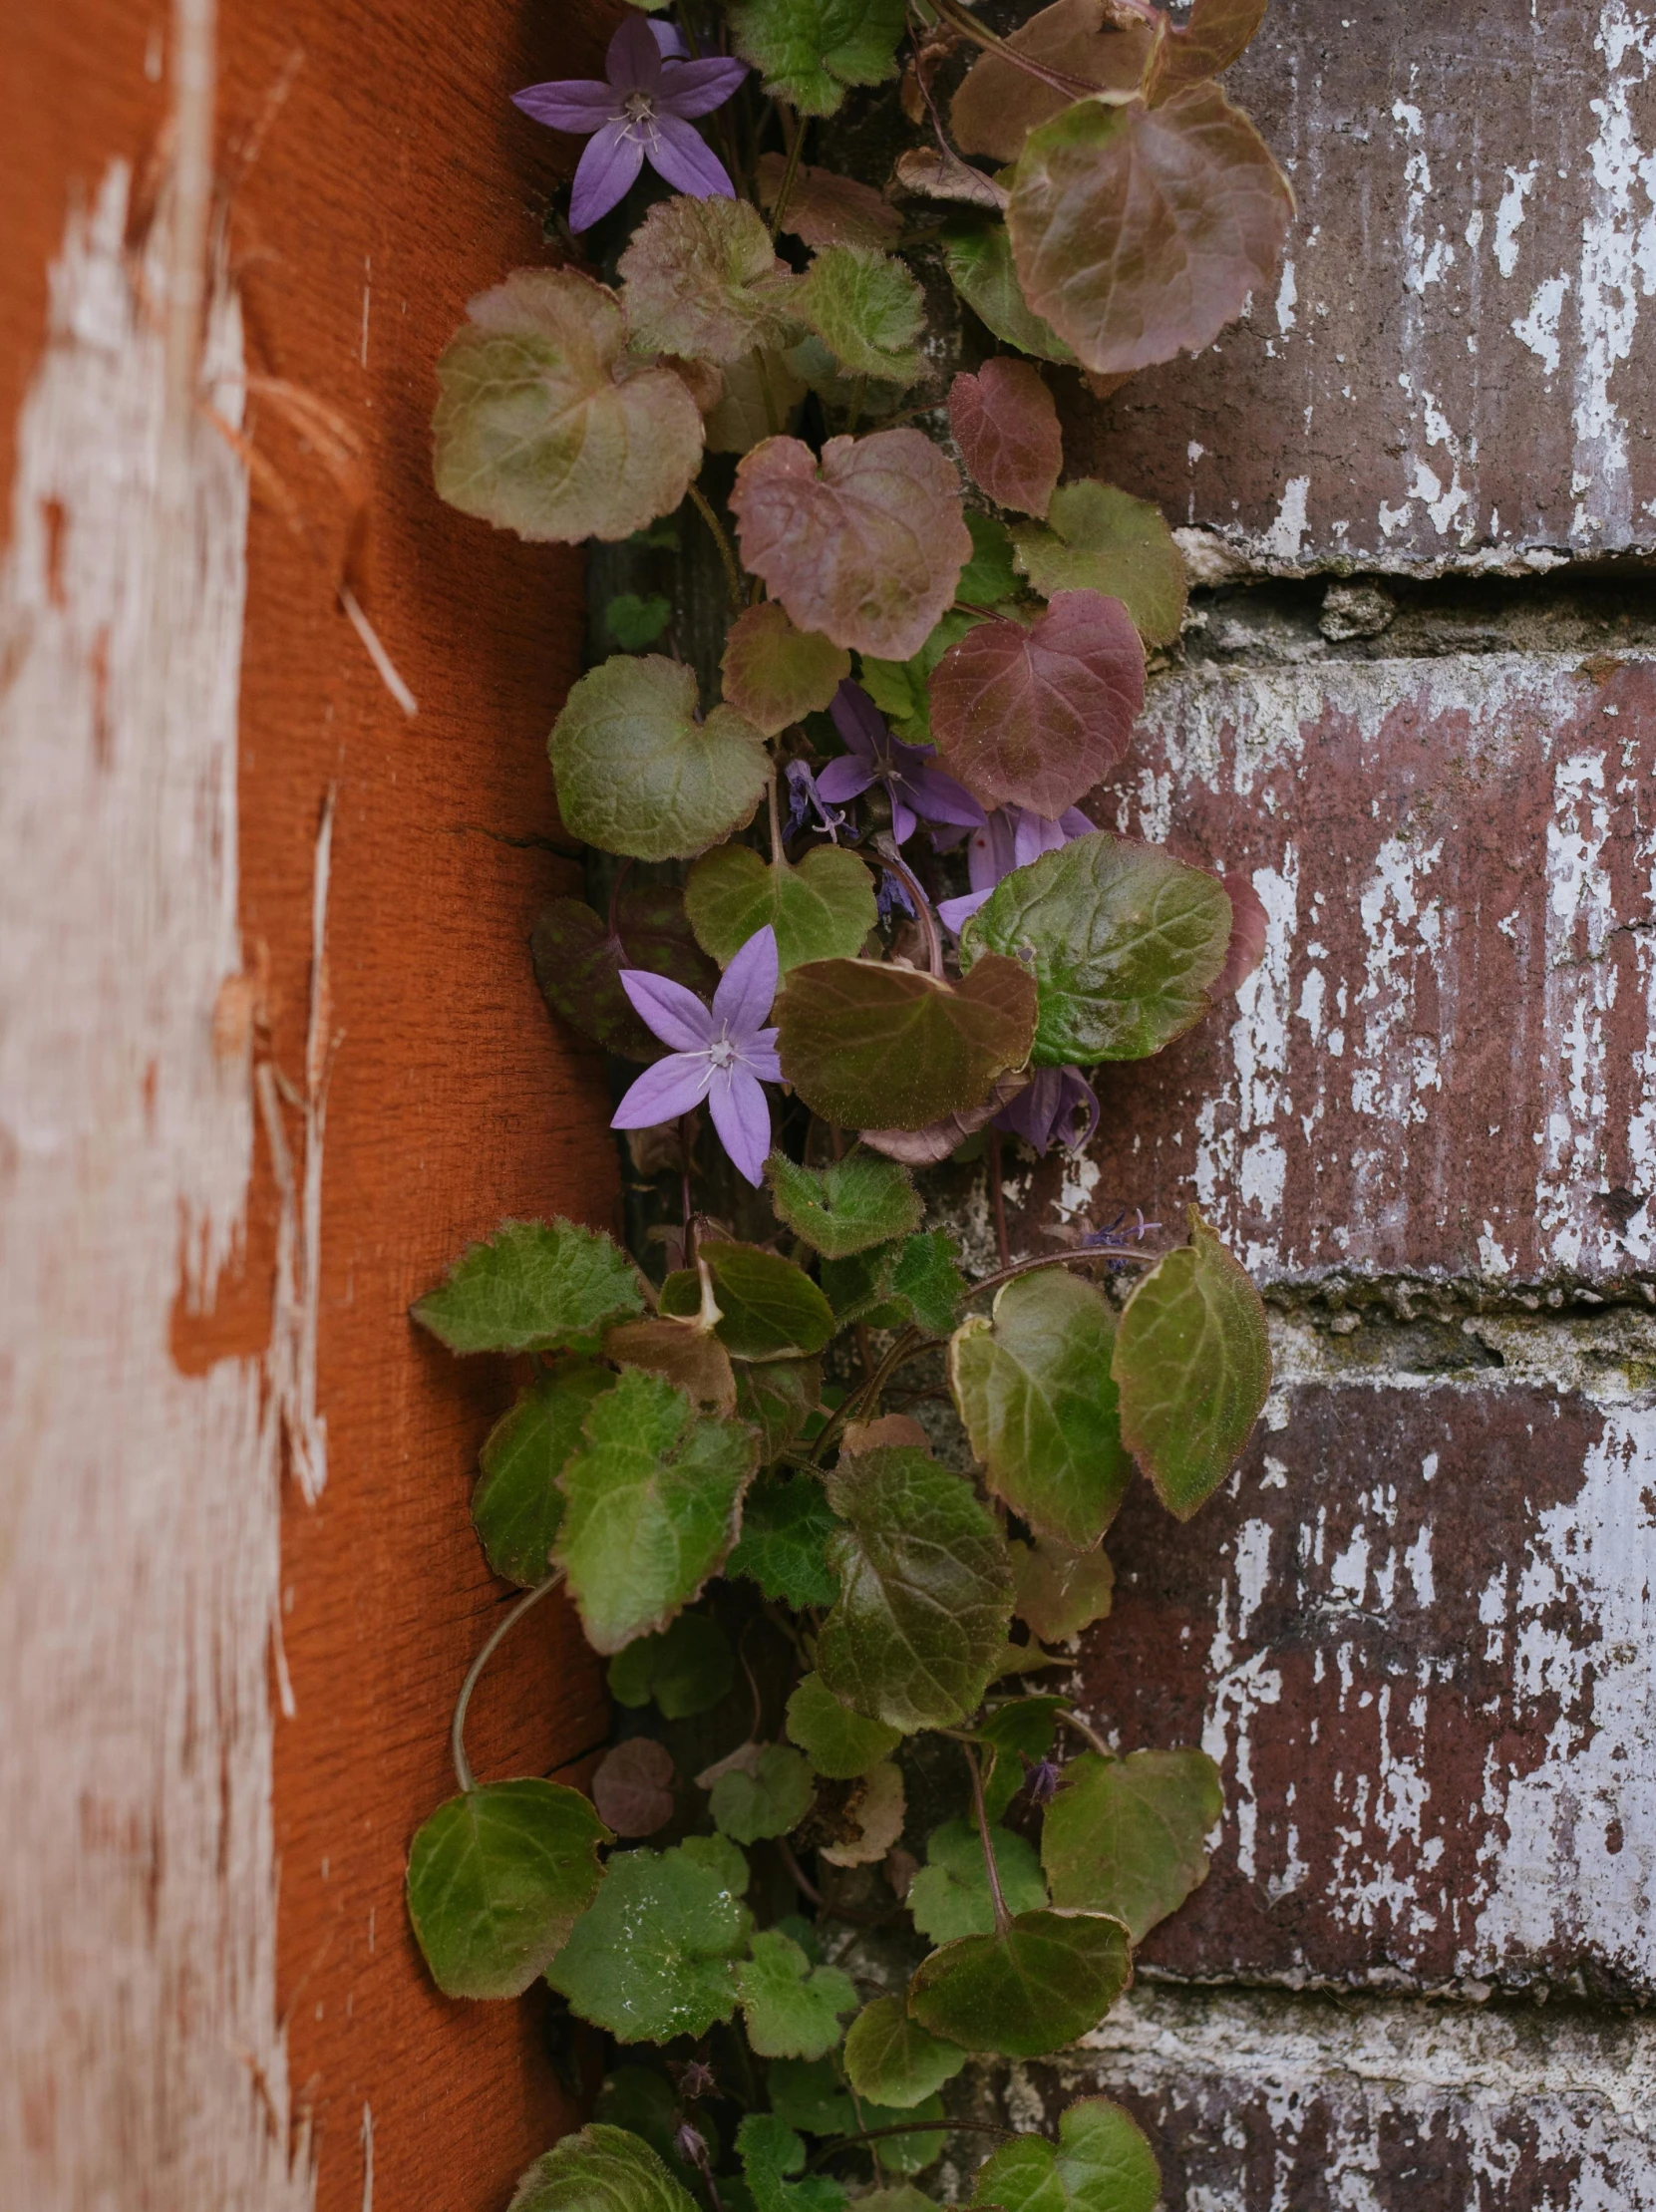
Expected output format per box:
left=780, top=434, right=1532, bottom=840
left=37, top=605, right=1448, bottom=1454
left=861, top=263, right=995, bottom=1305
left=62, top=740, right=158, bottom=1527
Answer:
left=1010, top=481, right=1186, bottom=648
left=943, top=221, right=1077, bottom=364
left=766, top=1149, right=921, bottom=1258
left=729, top=0, right=907, bottom=116
left=619, top=194, right=801, bottom=365
left=968, top=2098, right=1160, bottom=2212
left=786, top=1671, right=903, bottom=1778
left=1042, top=1746, right=1223, bottom=1942
left=1010, top=1534, right=1116, bottom=1644
left=906, top=1907, right=1131, bottom=2055
left=735, top=1361, right=825, bottom=1462
left=951, top=0, right=1155, bottom=162
left=948, top=359, right=1063, bottom=518
left=607, top=1611, right=734, bottom=1720
left=706, top=348, right=810, bottom=456
left=507, top=2123, right=702, bottom=2212
left=737, top=1930, right=858, bottom=2058
left=413, top=1218, right=643, bottom=1355
left=406, top=1780, right=609, bottom=1999
left=660, top=1242, right=836, bottom=1360
left=686, top=843, right=876, bottom=973
left=474, top=1363, right=614, bottom=1585
left=907, top=1817, right=1048, bottom=1942
left=532, top=886, right=718, bottom=1064
left=842, top=1994, right=968, bottom=2107
left=759, top=155, right=904, bottom=248
left=604, top=1314, right=739, bottom=1417
left=796, top=246, right=927, bottom=386
left=548, top=1836, right=752, bottom=2042
left=435, top=269, right=703, bottom=542
left=722, top=601, right=852, bottom=735
left=727, top=1474, right=842, bottom=1607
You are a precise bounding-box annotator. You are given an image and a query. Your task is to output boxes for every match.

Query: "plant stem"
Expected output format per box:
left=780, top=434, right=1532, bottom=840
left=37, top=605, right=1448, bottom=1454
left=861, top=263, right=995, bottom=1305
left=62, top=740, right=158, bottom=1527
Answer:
left=681, top=1115, right=698, bottom=1269
left=962, top=1246, right=1159, bottom=1305
left=450, top=1575, right=563, bottom=1793
left=808, top=2119, right=1014, bottom=2171
left=811, top=1324, right=931, bottom=1463
left=963, top=1738, right=1012, bottom=1935
left=768, top=770, right=785, bottom=864
left=988, top=1128, right=1010, bottom=1269
left=768, top=103, right=806, bottom=239
left=873, top=836, right=943, bottom=978
left=1058, top=1706, right=1115, bottom=1760
left=687, top=480, right=745, bottom=605
left=923, top=0, right=1123, bottom=101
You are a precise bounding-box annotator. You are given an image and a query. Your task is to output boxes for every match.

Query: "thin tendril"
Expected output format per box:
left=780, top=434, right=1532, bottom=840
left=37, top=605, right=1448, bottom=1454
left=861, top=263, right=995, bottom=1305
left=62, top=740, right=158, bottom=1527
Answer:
left=450, top=1574, right=563, bottom=1793
left=688, top=481, right=745, bottom=605
left=873, top=835, right=944, bottom=978
left=963, top=1737, right=1012, bottom=1934
left=768, top=104, right=806, bottom=239
left=963, top=1246, right=1159, bottom=1304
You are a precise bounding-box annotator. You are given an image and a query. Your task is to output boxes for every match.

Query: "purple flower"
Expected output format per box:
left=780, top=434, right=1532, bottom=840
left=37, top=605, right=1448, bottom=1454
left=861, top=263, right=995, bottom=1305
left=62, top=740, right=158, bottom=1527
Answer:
left=996, top=1064, right=1100, bottom=1156
left=785, top=758, right=848, bottom=843
left=513, top=15, right=749, bottom=233
left=937, top=803, right=1095, bottom=935
left=816, top=682, right=986, bottom=848
left=611, top=925, right=782, bottom=1187
left=876, top=868, right=916, bottom=924
left=1026, top=1756, right=1063, bottom=1806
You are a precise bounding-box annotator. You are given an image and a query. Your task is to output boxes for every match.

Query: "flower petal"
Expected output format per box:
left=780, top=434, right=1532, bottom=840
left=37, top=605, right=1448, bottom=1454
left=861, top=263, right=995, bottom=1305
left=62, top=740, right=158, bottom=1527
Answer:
left=1058, top=805, right=1095, bottom=839
left=938, top=885, right=993, bottom=934
left=620, top=968, right=716, bottom=1052
left=888, top=790, right=917, bottom=846
left=712, top=924, right=780, bottom=1040
left=646, top=113, right=736, bottom=200
left=965, top=812, right=1020, bottom=893
left=658, top=55, right=751, bottom=118
left=611, top=1051, right=713, bottom=1128
left=649, top=21, right=690, bottom=59
left=905, top=759, right=987, bottom=830
left=708, top=1066, right=773, bottom=1186
left=569, top=120, right=646, bottom=230
left=828, top=679, right=885, bottom=762
left=511, top=79, right=617, bottom=134
left=815, top=757, right=875, bottom=805
left=606, top=12, right=664, bottom=93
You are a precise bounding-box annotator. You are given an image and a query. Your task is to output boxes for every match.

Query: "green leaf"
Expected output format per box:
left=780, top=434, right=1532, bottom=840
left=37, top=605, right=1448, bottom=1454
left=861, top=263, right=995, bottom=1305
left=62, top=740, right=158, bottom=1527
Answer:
left=1111, top=1209, right=1270, bottom=1517
left=722, top=602, right=852, bottom=736
left=686, top=844, right=877, bottom=974
left=660, top=1241, right=836, bottom=1360
left=777, top=955, right=1037, bottom=1131
left=949, top=1270, right=1132, bottom=1549
left=595, top=2070, right=716, bottom=2191
left=727, top=1473, right=842, bottom=1607
left=555, top=1371, right=758, bottom=1654
left=607, top=1611, right=735, bottom=1719
left=856, top=2191, right=943, bottom=2212
left=817, top=1445, right=1013, bottom=1730
left=942, top=220, right=1076, bottom=365
left=964, top=831, right=1232, bottom=1068
left=604, top=592, right=675, bottom=652
left=1010, top=1535, right=1116, bottom=1643
left=860, top=609, right=982, bottom=748
left=766, top=1149, right=921, bottom=1259
left=618, top=193, right=802, bottom=365
left=406, top=1780, right=609, bottom=2000
left=736, top=1929, right=857, bottom=2057
left=547, top=1838, right=752, bottom=2042
left=710, top=1745, right=818, bottom=1844
left=413, top=1218, right=644, bottom=1355
left=889, top=1231, right=966, bottom=1337
left=767, top=2056, right=854, bottom=2136
left=1041, top=1746, right=1222, bottom=1943
left=1007, top=90, right=1293, bottom=377
left=434, top=268, right=704, bottom=543
left=605, top=1314, right=738, bottom=1417
left=1010, top=481, right=1186, bottom=648
left=980, top=1696, right=1064, bottom=1821
left=474, top=1363, right=614, bottom=1586
left=907, top=1816, right=1048, bottom=1942
left=951, top=0, right=1154, bottom=164
left=786, top=1671, right=902, bottom=1778
left=958, top=508, right=1021, bottom=605
left=841, top=1994, right=968, bottom=2107
left=735, top=1361, right=825, bottom=1462
left=738, top=2114, right=849, bottom=2212
left=706, top=347, right=811, bottom=457
left=531, top=886, right=718, bottom=1064
left=507, top=2123, right=702, bottom=2212
left=906, top=1908, right=1132, bottom=2056
left=796, top=246, right=927, bottom=386
left=550, top=655, right=771, bottom=865
left=759, top=155, right=906, bottom=250
left=818, top=1759, right=906, bottom=1868
left=969, top=2098, right=1160, bottom=2212
left=819, top=1243, right=906, bottom=1331
left=728, top=0, right=907, bottom=117
left=865, top=2094, right=947, bottom=2176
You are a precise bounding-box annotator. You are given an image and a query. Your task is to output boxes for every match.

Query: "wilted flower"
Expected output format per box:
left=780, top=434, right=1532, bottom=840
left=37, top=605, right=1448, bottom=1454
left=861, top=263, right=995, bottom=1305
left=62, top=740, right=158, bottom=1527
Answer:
left=674, top=2122, right=710, bottom=2168
left=1026, top=1757, right=1063, bottom=1806
left=937, top=803, right=1095, bottom=935
left=785, top=758, right=848, bottom=843
left=996, top=1064, right=1100, bottom=1156
left=513, top=16, right=749, bottom=232
left=816, top=682, right=985, bottom=848
left=611, top=926, right=782, bottom=1187
left=876, top=868, right=916, bottom=924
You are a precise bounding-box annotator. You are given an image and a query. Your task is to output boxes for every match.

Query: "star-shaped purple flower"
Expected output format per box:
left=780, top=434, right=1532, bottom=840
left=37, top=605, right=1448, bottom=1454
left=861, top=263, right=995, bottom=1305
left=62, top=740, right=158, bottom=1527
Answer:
left=937, top=802, right=1095, bottom=935
left=611, top=925, right=782, bottom=1187
left=816, top=682, right=986, bottom=848
left=513, top=15, right=749, bottom=233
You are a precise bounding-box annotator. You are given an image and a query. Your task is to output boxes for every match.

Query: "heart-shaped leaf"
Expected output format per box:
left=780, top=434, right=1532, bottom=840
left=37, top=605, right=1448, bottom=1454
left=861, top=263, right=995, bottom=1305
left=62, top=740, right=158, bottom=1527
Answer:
left=531, top=887, right=719, bottom=1065
left=706, top=348, right=811, bottom=456
left=1010, top=481, right=1187, bottom=648
left=619, top=194, right=802, bottom=365
left=1041, top=1746, right=1223, bottom=1942
left=776, top=955, right=1036, bottom=1130
left=508, top=2122, right=702, bottom=2212
left=608, top=1612, right=734, bottom=1720
left=929, top=591, right=1144, bottom=817
left=474, top=1362, right=615, bottom=1586
left=796, top=246, right=927, bottom=386
left=786, top=1671, right=903, bottom=1778
left=905, top=1907, right=1131, bottom=2055
left=1111, top=1208, right=1270, bottom=1517
left=951, top=0, right=1155, bottom=163
left=728, top=1473, right=843, bottom=1607
left=711, top=1744, right=818, bottom=1844
left=731, top=431, right=973, bottom=661
left=551, top=655, right=771, bottom=864
left=842, top=1994, right=968, bottom=2108
left=413, top=1218, right=643, bottom=1355
left=555, top=1371, right=758, bottom=1653
left=548, top=1836, right=752, bottom=2042
left=729, top=0, right=907, bottom=116
left=943, top=220, right=1076, bottom=365
left=1010, top=1534, right=1116, bottom=1643
left=592, top=1739, right=677, bottom=1839
left=605, top=1315, right=739, bottom=1417
left=949, top=1269, right=1133, bottom=1549
left=738, top=2113, right=848, bottom=2212
left=907, top=1817, right=1048, bottom=1943
left=964, top=832, right=1231, bottom=1067
left=434, top=268, right=704, bottom=542
left=686, top=843, right=876, bottom=973
left=737, top=1930, right=858, bottom=2058
left=722, top=602, right=852, bottom=735
left=1147, top=0, right=1269, bottom=102
left=968, top=2097, right=1160, bottom=2212
left=406, top=1779, right=609, bottom=1999
left=734, top=1361, right=825, bottom=1461
left=759, top=155, right=904, bottom=248
left=948, top=360, right=1063, bottom=519
left=766, top=1149, right=921, bottom=1258
left=660, top=1241, right=836, bottom=1360
left=817, top=1445, right=1013, bottom=1730
left=1008, top=89, right=1293, bottom=377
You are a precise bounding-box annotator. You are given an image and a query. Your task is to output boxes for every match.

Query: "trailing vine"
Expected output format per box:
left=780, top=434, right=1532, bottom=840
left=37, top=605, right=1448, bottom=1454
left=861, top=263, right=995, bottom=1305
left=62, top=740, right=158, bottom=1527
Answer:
left=409, top=4, right=1288, bottom=2208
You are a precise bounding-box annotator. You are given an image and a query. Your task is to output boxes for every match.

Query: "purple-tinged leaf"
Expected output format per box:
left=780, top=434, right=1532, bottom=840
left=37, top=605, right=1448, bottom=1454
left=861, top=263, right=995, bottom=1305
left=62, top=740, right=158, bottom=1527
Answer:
left=531, top=887, right=718, bottom=1064
left=951, top=0, right=1155, bottom=163
left=705, top=348, right=810, bottom=455
left=605, top=1315, right=740, bottom=1417
left=893, top=148, right=1009, bottom=210
left=859, top=1070, right=1031, bottom=1165
left=592, top=1738, right=678, bottom=1839
left=948, top=359, right=1063, bottom=518
left=758, top=153, right=904, bottom=248
left=721, top=602, right=851, bottom=736
left=1010, top=479, right=1187, bottom=647
left=1147, top=0, right=1269, bottom=103
left=619, top=194, right=802, bottom=366
left=1213, top=869, right=1268, bottom=997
